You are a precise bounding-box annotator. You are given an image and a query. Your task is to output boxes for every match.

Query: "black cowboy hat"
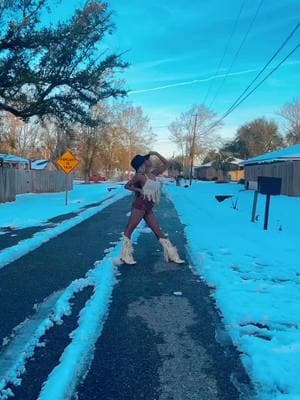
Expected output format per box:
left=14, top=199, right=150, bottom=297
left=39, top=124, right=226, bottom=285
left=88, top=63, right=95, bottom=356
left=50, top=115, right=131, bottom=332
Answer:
left=131, top=154, right=150, bottom=172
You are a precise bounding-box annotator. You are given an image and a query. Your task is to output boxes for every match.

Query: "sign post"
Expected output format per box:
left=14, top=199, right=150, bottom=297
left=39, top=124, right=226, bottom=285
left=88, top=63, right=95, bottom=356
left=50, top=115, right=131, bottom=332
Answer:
left=56, top=149, right=79, bottom=205
left=251, top=190, right=259, bottom=222
left=264, top=193, right=271, bottom=230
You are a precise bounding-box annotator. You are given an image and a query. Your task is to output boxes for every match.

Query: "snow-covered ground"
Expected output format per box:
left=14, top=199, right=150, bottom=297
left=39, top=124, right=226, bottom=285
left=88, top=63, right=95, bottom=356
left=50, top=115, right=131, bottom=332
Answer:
left=0, top=182, right=124, bottom=230
left=165, top=181, right=300, bottom=400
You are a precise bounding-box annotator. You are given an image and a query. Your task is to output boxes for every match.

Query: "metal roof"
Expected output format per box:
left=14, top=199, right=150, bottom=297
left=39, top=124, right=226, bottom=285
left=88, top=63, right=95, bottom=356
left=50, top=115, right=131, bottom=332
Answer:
left=31, top=159, right=49, bottom=170
left=0, top=153, right=30, bottom=164
left=243, top=144, right=300, bottom=165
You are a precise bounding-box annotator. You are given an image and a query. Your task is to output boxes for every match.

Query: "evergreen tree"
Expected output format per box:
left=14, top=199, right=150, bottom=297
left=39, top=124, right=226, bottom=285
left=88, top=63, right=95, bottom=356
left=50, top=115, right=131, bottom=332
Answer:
left=222, top=118, right=283, bottom=159
left=0, top=0, right=128, bottom=126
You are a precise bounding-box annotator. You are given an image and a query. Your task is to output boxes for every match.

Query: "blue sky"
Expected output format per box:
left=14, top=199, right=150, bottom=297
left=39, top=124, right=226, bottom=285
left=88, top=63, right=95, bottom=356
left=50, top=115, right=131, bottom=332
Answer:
left=59, top=1, right=300, bottom=155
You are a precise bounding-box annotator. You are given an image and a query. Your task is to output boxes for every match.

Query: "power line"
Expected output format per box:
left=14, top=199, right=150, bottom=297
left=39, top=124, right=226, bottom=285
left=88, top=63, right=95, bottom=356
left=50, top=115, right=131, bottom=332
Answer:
left=225, top=22, right=300, bottom=115
left=208, top=0, right=265, bottom=109
left=203, top=43, right=300, bottom=135
left=222, top=44, right=300, bottom=118
left=153, top=22, right=300, bottom=141
left=202, top=0, right=247, bottom=106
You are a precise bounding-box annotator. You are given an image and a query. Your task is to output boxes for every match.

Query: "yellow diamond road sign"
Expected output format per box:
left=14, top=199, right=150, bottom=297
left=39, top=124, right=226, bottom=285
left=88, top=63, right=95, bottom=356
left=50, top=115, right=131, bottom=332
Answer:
left=56, top=149, right=79, bottom=174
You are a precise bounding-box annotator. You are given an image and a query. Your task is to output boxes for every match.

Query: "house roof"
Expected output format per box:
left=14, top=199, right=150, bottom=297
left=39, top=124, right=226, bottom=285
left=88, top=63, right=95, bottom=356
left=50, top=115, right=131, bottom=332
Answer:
left=196, top=157, right=244, bottom=169
left=243, top=144, right=300, bottom=165
left=0, top=153, right=30, bottom=164
left=31, top=159, right=50, bottom=170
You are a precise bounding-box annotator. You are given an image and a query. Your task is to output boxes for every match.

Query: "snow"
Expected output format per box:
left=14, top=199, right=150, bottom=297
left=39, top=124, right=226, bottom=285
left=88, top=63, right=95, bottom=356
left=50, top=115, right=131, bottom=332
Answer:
left=31, top=160, right=49, bottom=170
left=0, top=182, right=124, bottom=229
left=0, top=279, right=91, bottom=398
left=0, top=188, right=129, bottom=269
left=198, top=157, right=244, bottom=168
left=244, top=144, right=300, bottom=165
left=165, top=181, right=300, bottom=400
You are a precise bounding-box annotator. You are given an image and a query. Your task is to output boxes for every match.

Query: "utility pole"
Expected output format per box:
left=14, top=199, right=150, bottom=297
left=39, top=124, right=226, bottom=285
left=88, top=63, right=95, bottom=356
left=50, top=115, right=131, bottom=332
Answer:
left=189, top=114, right=198, bottom=186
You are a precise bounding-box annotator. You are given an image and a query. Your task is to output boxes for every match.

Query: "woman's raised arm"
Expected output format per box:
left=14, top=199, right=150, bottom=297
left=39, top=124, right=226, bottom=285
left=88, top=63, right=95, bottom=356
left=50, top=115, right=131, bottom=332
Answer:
left=150, top=151, right=169, bottom=176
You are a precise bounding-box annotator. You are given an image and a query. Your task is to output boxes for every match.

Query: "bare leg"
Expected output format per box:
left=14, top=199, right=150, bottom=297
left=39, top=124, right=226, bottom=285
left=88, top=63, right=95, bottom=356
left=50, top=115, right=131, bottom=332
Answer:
left=144, top=211, right=166, bottom=239
left=124, top=208, right=145, bottom=239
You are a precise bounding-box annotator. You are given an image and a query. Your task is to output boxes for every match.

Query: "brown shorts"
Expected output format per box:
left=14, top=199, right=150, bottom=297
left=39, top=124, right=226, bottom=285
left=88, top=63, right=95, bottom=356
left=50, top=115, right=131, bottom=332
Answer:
left=133, top=196, right=154, bottom=213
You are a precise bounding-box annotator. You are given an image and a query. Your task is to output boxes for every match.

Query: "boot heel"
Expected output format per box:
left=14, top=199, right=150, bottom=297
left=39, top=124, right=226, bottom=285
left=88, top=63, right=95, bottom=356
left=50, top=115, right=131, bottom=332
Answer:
left=163, top=247, right=169, bottom=262
left=159, top=238, right=185, bottom=264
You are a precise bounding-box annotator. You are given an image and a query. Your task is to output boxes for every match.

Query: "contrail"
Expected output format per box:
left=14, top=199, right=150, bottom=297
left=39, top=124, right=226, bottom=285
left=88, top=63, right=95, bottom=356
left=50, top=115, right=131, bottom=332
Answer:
left=129, top=68, right=258, bottom=95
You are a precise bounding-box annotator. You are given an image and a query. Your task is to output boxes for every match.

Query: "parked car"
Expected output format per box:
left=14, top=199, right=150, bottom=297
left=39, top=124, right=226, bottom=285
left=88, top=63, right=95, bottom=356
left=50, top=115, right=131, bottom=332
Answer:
left=89, top=174, right=106, bottom=182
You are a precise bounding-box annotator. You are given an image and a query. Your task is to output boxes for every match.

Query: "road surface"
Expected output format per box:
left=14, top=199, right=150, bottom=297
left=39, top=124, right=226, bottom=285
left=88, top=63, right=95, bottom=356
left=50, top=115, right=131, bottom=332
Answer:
left=0, top=194, right=253, bottom=399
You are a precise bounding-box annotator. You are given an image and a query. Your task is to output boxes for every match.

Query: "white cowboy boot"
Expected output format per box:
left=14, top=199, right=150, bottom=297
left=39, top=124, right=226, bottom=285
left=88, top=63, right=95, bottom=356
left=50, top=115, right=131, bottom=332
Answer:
left=120, top=235, right=136, bottom=265
left=159, top=238, right=184, bottom=264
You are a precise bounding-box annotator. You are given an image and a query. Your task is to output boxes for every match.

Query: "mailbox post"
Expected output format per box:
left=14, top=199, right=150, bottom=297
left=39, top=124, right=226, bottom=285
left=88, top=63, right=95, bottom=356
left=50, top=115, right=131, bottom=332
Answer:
left=257, top=176, right=282, bottom=230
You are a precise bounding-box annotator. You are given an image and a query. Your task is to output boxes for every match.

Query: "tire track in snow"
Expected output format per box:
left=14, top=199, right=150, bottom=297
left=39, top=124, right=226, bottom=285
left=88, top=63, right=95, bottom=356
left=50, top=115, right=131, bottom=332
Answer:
left=0, top=278, right=92, bottom=399
left=0, top=225, right=141, bottom=400
left=37, top=229, right=141, bottom=400
left=7, top=287, right=94, bottom=400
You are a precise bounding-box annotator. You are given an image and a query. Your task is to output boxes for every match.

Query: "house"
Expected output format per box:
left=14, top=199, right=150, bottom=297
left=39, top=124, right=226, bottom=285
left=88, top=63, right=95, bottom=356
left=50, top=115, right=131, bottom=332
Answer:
left=194, top=158, right=244, bottom=181
left=0, top=153, right=30, bottom=169
left=243, top=144, right=300, bottom=197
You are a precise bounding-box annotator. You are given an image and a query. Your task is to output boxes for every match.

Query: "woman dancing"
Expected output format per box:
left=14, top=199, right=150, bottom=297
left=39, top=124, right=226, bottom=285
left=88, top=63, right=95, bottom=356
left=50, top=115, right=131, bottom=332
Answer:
left=120, top=151, right=184, bottom=265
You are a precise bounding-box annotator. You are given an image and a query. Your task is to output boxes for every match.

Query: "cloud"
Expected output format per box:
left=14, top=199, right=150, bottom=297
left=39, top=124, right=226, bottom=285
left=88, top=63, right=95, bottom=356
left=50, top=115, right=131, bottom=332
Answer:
left=133, top=57, right=180, bottom=69
left=129, top=68, right=258, bottom=95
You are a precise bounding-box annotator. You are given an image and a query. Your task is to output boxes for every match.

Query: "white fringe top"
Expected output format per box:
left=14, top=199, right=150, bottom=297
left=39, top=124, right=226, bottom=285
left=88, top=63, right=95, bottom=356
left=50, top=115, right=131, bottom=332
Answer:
left=142, top=176, right=161, bottom=203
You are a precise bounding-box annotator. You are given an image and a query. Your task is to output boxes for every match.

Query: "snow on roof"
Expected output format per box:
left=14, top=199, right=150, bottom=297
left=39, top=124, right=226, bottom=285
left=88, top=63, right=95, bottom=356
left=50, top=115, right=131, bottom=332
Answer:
left=0, top=153, right=29, bottom=164
left=198, top=161, right=214, bottom=168
left=31, top=159, right=49, bottom=170
left=243, top=144, right=300, bottom=165
left=196, top=157, right=244, bottom=168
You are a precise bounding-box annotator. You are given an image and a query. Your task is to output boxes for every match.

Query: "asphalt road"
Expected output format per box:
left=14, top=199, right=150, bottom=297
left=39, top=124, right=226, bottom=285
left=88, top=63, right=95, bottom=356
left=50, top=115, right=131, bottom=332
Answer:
left=0, top=194, right=254, bottom=400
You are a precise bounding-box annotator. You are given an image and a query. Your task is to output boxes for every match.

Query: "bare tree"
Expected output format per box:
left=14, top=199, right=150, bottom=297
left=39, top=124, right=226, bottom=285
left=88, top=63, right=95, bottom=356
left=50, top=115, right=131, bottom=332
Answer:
left=76, top=104, right=108, bottom=182
left=0, top=112, right=41, bottom=157
left=37, top=117, right=75, bottom=161
left=278, top=99, right=300, bottom=145
left=169, top=104, right=222, bottom=174
left=0, top=112, right=22, bottom=153
left=120, top=105, right=152, bottom=167
left=76, top=102, right=154, bottom=181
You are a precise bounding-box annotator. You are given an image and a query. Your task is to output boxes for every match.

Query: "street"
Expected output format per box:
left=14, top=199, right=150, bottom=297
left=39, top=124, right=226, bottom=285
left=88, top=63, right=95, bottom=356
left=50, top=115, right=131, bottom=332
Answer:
left=0, top=194, right=252, bottom=400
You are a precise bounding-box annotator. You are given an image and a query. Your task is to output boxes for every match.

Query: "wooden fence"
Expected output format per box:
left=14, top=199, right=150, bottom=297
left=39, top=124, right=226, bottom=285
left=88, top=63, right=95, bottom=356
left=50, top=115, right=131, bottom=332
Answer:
left=195, top=167, right=244, bottom=182
left=0, top=169, right=73, bottom=203
left=0, top=168, right=16, bottom=202
left=244, top=160, right=300, bottom=197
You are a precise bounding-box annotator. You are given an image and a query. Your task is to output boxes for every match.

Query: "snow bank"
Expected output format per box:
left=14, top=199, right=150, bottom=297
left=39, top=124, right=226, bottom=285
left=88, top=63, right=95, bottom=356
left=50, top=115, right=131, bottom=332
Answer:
left=165, top=182, right=300, bottom=400
left=0, top=182, right=123, bottom=229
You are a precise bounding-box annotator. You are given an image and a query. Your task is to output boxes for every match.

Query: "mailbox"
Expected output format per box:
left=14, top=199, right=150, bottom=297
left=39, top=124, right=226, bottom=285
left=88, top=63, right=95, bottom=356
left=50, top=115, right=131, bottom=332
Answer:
left=257, top=176, right=282, bottom=196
